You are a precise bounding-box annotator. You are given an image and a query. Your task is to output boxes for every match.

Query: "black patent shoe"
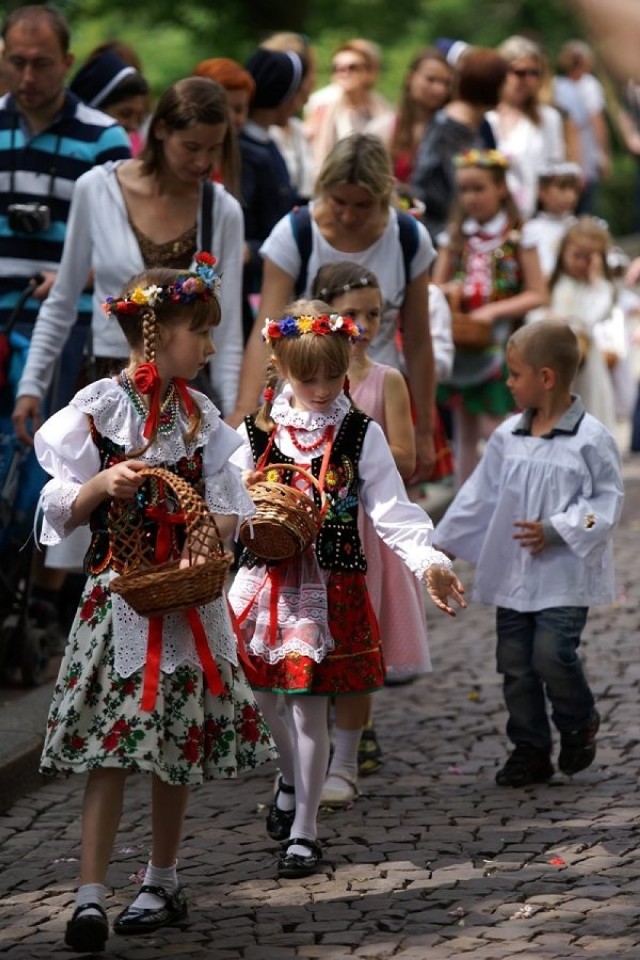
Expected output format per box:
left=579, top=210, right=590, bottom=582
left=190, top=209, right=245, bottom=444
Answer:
left=65, top=903, right=109, bottom=953
left=278, top=837, right=322, bottom=879
left=266, top=776, right=296, bottom=841
left=113, top=884, right=187, bottom=936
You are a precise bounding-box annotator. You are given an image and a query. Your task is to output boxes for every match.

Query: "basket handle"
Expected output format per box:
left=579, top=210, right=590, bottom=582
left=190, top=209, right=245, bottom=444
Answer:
left=109, top=465, right=224, bottom=571
left=260, top=462, right=328, bottom=513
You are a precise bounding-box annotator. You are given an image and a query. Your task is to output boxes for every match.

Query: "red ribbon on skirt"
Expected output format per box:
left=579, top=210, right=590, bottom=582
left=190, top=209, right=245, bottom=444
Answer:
left=139, top=503, right=223, bottom=712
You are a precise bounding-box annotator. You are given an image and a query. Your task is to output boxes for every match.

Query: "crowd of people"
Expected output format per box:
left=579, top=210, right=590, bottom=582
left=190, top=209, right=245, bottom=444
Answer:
left=0, top=3, right=635, bottom=952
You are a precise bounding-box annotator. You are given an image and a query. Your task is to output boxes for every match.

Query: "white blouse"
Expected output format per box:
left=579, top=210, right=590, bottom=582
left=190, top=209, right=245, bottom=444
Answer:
left=34, top=379, right=255, bottom=677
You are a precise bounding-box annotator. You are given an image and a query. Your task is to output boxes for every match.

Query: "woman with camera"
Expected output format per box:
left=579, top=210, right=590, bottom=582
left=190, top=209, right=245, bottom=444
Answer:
left=12, top=75, right=244, bottom=443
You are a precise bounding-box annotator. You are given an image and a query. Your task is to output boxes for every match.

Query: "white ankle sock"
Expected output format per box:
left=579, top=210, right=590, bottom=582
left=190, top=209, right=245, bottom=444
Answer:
left=130, top=861, right=178, bottom=911
left=327, top=727, right=361, bottom=783
left=76, top=883, right=107, bottom=918
left=286, top=836, right=318, bottom=859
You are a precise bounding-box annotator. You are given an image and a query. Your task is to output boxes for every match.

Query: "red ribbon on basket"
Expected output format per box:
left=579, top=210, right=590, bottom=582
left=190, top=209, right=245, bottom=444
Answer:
left=139, top=502, right=223, bottom=712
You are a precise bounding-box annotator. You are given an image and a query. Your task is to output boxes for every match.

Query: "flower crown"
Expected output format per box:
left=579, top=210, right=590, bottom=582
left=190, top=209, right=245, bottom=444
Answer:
left=454, top=148, right=510, bottom=170
left=261, top=313, right=361, bottom=343
left=103, top=251, right=221, bottom=318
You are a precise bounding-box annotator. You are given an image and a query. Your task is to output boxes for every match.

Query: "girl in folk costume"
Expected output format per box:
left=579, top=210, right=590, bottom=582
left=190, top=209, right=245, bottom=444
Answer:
left=227, top=301, right=465, bottom=879
left=310, top=261, right=439, bottom=803
left=33, top=255, right=274, bottom=954
left=433, top=148, right=547, bottom=485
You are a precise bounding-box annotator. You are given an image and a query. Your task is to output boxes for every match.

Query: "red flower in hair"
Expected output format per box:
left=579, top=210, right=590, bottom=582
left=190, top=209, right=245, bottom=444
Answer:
left=133, top=362, right=161, bottom=395
left=195, top=251, right=217, bottom=266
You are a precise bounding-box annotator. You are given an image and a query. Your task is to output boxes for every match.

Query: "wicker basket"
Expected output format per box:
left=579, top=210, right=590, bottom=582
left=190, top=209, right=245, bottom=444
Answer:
left=239, top=463, right=326, bottom=562
left=451, top=312, right=494, bottom=350
left=109, top=467, right=231, bottom=618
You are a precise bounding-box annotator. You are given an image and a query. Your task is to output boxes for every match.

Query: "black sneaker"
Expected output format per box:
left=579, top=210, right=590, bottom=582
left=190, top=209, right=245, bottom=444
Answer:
left=558, top=709, right=600, bottom=776
left=495, top=744, right=554, bottom=787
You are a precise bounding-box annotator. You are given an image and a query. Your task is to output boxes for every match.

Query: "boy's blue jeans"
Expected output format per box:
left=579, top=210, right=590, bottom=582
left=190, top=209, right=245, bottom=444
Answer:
left=496, top=606, right=595, bottom=753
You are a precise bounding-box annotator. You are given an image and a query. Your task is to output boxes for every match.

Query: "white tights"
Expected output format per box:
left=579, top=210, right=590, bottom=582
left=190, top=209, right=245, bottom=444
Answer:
left=255, top=692, right=329, bottom=845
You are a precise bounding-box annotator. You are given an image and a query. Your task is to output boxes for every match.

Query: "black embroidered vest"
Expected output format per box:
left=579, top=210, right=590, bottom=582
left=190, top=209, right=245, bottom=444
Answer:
left=85, top=418, right=205, bottom=575
left=242, top=407, right=371, bottom=572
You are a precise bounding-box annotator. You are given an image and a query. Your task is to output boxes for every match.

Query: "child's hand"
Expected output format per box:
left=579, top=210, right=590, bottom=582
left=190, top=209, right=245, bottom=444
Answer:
left=513, top=520, right=546, bottom=554
left=243, top=468, right=266, bottom=488
left=104, top=460, right=146, bottom=499
left=423, top=564, right=466, bottom=617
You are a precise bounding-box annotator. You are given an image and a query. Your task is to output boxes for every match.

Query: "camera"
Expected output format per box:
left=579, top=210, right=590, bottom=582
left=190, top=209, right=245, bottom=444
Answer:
left=8, top=202, right=51, bottom=235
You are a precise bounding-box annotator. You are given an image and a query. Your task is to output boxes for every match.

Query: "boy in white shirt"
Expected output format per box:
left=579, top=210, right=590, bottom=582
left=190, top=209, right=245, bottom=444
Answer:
left=435, top=321, right=624, bottom=786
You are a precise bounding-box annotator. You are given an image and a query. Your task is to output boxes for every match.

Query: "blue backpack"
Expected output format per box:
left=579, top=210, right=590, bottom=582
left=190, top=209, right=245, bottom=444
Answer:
left=288, top=205, right=420, bottom=297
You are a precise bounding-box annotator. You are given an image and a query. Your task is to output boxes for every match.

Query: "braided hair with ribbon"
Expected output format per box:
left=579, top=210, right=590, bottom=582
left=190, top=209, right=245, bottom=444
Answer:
left=103, top=252, right=221, bottom=453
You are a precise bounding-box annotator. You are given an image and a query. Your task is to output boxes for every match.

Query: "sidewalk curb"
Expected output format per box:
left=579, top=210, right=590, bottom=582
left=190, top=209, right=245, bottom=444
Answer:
left=0, top=683, right=51, bottom=814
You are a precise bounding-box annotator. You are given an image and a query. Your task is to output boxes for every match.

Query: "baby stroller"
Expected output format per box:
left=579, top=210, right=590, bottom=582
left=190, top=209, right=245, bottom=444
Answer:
left=0, top=275, right=57, bottom=685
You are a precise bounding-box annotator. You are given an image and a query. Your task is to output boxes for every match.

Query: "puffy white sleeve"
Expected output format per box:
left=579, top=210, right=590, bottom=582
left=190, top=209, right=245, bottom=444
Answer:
left=33, top=406, right=100, bottom=543
left=203, top=419, right=255, bottom=521
left=229, top=421, right=255, bottom=471
left=550, top=432, right=624, bottom=560
left=434, top=429, right=505, bottom=563
left=358, top=421, right=451, bottom=577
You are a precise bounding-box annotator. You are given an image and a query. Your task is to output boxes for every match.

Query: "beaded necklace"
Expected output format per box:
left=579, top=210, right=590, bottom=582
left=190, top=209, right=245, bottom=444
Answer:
left=120, top=369, right=180, bottom=435
left=286, top=424, right=333, bottom=453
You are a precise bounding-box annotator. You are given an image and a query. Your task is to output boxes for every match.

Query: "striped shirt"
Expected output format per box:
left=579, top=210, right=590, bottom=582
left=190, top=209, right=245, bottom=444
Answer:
left=0, top=90, right=131, bottom=329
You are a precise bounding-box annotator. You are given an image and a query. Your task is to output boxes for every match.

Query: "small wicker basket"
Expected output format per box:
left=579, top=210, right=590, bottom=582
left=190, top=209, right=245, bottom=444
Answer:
left=447, top=285, right=493, bottom=350
left=239, top=463, right=326, bottom=562
left=109, top=467, right=231, bottom=618
left=451, top=312, right=494, bottom=350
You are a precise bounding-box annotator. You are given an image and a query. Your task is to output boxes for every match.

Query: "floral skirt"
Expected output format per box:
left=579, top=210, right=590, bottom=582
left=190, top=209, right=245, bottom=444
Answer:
left=234, top=568, right=385, bottom=696
left=40, top=577, right=276, bottom=785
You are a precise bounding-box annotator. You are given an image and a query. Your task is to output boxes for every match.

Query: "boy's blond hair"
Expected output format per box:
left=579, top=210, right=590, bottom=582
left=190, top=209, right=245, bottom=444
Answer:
left=508, top=322, right=580, bottom=388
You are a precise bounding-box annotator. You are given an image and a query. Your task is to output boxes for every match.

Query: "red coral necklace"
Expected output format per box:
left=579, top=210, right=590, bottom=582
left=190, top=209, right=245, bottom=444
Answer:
left=286, top=424, right=333, bottom=453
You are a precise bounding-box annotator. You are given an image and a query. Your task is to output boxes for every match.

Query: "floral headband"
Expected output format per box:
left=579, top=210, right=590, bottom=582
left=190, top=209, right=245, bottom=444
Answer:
left=103, top=251, right=221, bottom=318
left=261, top=313, right=361, bottom=344
left=454, top=148, right=510, bottom=170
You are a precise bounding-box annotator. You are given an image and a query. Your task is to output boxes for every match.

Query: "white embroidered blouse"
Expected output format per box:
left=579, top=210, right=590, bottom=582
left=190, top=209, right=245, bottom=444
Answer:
left=34, top=379, right=255, bottom=677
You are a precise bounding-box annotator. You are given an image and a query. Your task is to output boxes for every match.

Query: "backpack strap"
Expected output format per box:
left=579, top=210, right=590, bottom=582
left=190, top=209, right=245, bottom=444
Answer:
left=199, top=179, right=215, bottom=252
left=396, top=210, right=419, bottom=289
left=289, top=205, right=312, bottom=296
left=290, top=204, right=418, bottom=295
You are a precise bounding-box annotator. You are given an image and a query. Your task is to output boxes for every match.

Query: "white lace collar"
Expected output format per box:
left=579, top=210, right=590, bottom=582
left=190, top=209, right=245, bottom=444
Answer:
left=71, top=377, right=222, bottom=460
left=462, top=209, right=508, bottom=237
left=271, top=383, right=350, bottom=430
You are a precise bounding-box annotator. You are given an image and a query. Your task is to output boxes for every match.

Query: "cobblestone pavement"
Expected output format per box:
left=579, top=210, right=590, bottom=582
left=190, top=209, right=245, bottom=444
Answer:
left=2, top=470, right=640, bottom=960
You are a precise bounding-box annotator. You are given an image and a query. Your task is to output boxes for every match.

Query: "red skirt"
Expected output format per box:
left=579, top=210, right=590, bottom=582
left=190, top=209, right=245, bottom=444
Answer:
left=241, top=571, right=384, bottom=696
